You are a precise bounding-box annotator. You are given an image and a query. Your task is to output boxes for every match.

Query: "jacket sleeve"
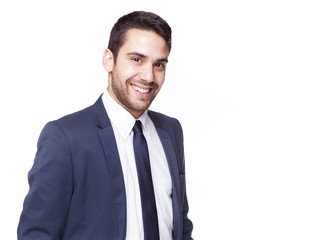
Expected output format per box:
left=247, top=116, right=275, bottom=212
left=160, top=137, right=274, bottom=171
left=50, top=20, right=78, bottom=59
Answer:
left=17, top=121, right=74, bottom=240
left=176, top=121, right=194, bottom=240
left=181, top=171, right=194, bottom=240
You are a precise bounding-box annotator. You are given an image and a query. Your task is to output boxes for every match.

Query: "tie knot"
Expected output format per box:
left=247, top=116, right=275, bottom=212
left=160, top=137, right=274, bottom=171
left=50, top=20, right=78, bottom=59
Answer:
left=133, top=120, right=143, bottom=134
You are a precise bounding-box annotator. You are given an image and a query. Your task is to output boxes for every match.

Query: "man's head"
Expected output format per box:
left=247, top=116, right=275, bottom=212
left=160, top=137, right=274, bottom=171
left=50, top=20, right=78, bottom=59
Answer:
left=103, top=11, right=172, bottom=119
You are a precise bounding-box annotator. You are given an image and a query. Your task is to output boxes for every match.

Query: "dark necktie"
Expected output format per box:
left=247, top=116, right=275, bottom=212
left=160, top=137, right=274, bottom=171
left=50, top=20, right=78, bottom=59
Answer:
left=132, top=120, right=160, bottom=240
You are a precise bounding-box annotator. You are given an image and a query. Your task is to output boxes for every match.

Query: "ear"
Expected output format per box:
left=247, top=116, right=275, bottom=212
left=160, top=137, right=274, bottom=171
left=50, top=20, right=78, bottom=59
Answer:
left=103, top=49, right=114, bottom=72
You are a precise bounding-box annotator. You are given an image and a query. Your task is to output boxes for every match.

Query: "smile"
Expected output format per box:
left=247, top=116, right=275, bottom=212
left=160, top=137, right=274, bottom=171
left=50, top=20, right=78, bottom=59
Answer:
left=131, top=84, right=151, bottom=94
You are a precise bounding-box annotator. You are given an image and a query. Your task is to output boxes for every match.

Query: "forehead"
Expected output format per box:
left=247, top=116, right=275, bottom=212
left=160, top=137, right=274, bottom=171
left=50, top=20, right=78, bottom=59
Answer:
left=119, top=29, right=169, bottom=57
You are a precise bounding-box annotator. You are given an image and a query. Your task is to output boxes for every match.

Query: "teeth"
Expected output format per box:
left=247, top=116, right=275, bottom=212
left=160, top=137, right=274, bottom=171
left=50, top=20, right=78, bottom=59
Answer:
left=132, top=85, right=150, bottom=93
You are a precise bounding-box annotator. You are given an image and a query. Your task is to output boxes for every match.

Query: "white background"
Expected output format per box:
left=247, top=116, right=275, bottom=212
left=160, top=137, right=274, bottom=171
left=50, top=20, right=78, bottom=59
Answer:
left=1, top=0, right=331, bottom=239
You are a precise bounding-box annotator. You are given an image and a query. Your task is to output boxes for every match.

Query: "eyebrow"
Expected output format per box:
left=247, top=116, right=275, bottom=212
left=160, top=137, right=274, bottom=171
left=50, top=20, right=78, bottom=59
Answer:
left=127, top=52, right=168, bottom=63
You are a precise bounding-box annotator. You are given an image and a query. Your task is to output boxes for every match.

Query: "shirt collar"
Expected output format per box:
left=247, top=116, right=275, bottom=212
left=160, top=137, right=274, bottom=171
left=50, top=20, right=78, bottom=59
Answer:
left=102, top=91, right=150, bottom=140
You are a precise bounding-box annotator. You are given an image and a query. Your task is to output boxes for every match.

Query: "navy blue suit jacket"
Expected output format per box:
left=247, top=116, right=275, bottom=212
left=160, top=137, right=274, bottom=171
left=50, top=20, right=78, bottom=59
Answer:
left=18, top=96, right=193, bottom=240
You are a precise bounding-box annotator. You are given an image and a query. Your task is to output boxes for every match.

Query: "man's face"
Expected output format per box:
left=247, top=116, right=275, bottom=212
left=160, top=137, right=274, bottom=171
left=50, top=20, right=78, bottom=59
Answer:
left=106, top=29, right=169, bottom=118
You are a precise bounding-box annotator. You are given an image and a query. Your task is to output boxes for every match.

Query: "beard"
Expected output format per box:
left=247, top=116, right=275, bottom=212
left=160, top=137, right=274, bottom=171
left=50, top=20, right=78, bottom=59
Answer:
left=110, top=71, right=159, bottom=117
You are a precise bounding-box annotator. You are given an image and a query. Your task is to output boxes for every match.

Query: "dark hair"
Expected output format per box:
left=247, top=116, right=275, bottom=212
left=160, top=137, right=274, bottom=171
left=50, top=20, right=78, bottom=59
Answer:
left=108, top=11, right=172, bottom=62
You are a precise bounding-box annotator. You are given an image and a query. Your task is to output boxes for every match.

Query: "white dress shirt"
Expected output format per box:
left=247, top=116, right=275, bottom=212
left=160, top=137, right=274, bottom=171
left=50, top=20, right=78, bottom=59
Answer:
left=102, top=91, right=173, bottom=240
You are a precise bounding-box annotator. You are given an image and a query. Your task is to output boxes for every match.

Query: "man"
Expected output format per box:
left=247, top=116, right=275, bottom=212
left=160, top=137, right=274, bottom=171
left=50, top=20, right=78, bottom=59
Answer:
left=17, top=11, right=193, bottom=240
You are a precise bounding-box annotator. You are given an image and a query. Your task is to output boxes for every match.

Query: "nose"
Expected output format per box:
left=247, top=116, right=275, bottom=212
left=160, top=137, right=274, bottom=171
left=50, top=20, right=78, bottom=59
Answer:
left=139, top=64, right=154, bottom=83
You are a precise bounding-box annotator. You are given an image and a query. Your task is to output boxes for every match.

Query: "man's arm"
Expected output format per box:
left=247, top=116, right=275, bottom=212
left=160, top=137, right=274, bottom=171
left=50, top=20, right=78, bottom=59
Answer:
left=18, top=121, right=73, bottom=239
left=177, top=121, right=194, bottom=240
left=181, top=176, right=194, bottom=240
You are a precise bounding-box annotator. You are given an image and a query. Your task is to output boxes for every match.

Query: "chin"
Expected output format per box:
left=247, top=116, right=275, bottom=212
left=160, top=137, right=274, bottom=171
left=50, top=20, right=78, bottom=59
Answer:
left=131, top=101, right=152, bottom=113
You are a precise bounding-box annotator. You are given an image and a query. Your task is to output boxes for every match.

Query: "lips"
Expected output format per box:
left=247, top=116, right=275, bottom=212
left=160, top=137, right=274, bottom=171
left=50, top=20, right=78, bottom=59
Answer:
left=131, top=84, right=151, bottom=94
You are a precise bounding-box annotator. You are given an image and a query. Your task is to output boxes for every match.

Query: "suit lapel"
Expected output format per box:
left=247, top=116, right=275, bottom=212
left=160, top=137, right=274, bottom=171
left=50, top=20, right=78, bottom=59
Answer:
left=93, top=96, right=126, bottom=240
left=149, top=113, right=182, bottom=240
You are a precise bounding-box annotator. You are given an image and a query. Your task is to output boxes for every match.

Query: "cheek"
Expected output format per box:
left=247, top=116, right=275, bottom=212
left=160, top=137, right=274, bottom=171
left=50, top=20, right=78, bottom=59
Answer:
left=114, top=62, right=139, bottom=81
left=154, top=72, right=166, bottom=87
left=125, top=67, right=139, bottom=79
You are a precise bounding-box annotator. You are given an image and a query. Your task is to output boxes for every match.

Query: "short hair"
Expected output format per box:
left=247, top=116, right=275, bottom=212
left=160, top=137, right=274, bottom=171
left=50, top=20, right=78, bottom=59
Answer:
left=108, top=11, right=172, bottom=62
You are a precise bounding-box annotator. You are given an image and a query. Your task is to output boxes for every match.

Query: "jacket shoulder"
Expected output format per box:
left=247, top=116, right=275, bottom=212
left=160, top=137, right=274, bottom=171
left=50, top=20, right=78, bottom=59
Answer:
left=148, top=110, right=182, bottom=130
left=148, top=110, right=184, bottom=153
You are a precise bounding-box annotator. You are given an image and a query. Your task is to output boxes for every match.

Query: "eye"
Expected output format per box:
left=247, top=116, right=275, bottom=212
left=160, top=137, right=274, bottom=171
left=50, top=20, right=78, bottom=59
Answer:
left=155, top=63, right=165, bottom=69
left=132, top=57, right=142, bottom=63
